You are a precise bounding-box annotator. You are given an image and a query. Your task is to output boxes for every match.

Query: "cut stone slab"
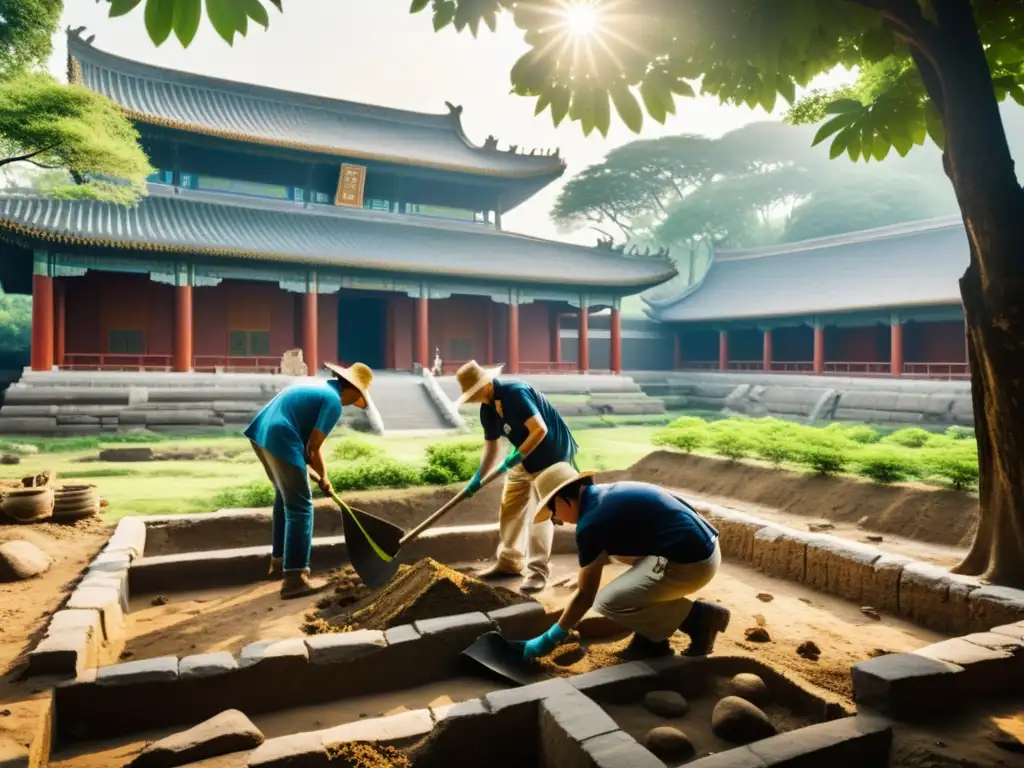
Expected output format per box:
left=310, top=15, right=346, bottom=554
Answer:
left=27, top=626, right=94, bottom=678
left=702, top=505, right=765, bottom=563
left=711, top=696, right=778, bottom=745
left=321, top=709, right=433, bottom=748
left=246, top=731, right=324, bottom=767
left=104, top=516, right=147, bottom=561
left=128, top=709, right=263, bottom=768
left=863, top=555, right=911, bottom=615
left=179, top=652, right=238, bottom=680
left=238, top=637, right=309, bottom=669
left=541, top=691, right=619, bottom=743
left=898, top=562, right=980, bottom=633
left=746, top=713, right=892, bottom=767
left=751, top=526, right=809, bottom=582
left=67, top=585, right=126, bottom=645
left=578, top=730, right=664, bottom=768
left=805, top=538, right=882, bottom=603
left=305, top=629, right=386, bottom=665
left=568, top=661, right=657, bottom=703
left=643, top=690, right=689, bottom=718
left=0, top=540, right=53, bottom=582
left=487, top=602, right=548, bottom=639
left=915, top=637, right=1015, bottom=695
left=990, top=622, right=1024, bottom=642
left=851, top=652, right=964, bottom=718
left=97, top=656, right=179, bottom=686
left=968, top=585, right=1024, bottom=632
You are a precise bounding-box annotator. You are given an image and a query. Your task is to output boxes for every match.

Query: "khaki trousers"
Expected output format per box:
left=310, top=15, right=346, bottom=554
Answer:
left=594, top=541, right=721, bottom=641
left=493, top=464, right=554, bottom=578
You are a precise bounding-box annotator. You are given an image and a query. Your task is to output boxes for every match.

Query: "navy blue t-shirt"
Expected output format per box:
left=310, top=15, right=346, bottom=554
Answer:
left=574, top=482, right=719, bottom=567
left=480, top=378, right=577, bottom=474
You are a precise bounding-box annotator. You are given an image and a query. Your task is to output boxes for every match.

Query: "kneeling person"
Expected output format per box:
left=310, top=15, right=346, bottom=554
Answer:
left=517, top=464, right=730, bottom=661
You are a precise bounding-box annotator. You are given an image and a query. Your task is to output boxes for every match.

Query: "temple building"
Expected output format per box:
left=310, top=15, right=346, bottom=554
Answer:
left=645, top=217, right=970, bottom=380
left=0, top=30, right=674, bottom=377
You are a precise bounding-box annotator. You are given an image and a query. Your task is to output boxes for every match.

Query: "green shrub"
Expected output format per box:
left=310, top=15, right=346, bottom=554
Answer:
left=854, top=449, right=921, bottom=484
left=654, top=426, right=706, bottom=453
left=327, top=460, right=421, bottom=492
left=419, top=464, right=459, bottom=486
left=333, top=438, right=383, bottom=461
left=212, top=481, right=275, bottom=509
left=424, top=440, right=480, bottom=482
left=928, top=451, right=980, bottom=490
left=709, top=430, right=753, bottom=460
left=841, top=425, right=882, bottom=444
left=883, top=427, right=933, bottom=448
left=666, top=416, right=709, bottom=430
left=753, top=436, right=799, bottom=466
left=944, top=425, right=976, bottom=441
left=797, top=441, right=849, bottom=475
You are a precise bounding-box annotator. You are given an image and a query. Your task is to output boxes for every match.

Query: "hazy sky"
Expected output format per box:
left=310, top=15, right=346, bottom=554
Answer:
left=51, top=2, right=854, bottom=244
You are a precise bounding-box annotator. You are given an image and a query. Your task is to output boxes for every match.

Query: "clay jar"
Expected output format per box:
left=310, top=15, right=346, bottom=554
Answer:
left=1, top=487, right=55, bottom=523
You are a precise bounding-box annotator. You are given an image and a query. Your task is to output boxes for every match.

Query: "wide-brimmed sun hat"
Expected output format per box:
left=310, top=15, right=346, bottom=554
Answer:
left=532, top=462, right=596, bottom=523
left=455, top=360, right=503, bottom=405
left=324, top=362, right=374, bottom=406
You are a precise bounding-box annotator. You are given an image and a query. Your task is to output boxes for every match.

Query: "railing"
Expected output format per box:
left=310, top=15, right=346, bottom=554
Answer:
left=192, top=356, right=281, bottom=373
left=431, top=361, right=597, bottom=375
left=62, top=353, right=173, bottom=371
left=770, top=361, right=815, bottom=373
left=727, top=360, right=763, bottom=372
left=677, top=361, right=720, bottom=371
left=673, top=359, right=969, bottom=381
left=824, top=361, right=892, bottom=376
left=904, top=362, right=970, bottom=380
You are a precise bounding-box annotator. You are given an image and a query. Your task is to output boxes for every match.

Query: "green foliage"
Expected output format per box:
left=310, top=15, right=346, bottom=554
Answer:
left=824, top=422, right=881, bottom=444
left=653, top=425, right=706, bottom=453
left=0, top=0, right=63, bottom=79
left=332, top=438, right=383, bottom=462
left=0, top=74, right=154, bottom=204
left=0, top=289, right=31, bottom=355
left=884, top=427, right=933, bottom=448
left=0, top=431, right=169, bottom=454
left=327, top=460, right=421, bottom=492
left=423, top=439, right=480, bottom=482
left=928, top=450, right=981, bottom=491
left=798, top=442, right=849, bottom=476
left=707, top=422, right=754, bottom=460
left=854, top=448, right=921, bottom=484
left=105, top=0, right=283, bottom=46
left=212, top=480, right=275, bottom=509
left=945, top=426, right=976, bottom=441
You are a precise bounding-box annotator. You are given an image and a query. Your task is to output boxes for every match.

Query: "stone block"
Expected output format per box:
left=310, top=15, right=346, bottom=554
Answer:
left=914, top=637, right=1015, bottom=695
left=746, top=714, right=892, bottom=767
left=577, top=730, right=664, bottom=768
left=305, top=630, right=386, bottom=665
left=97, top=655, right=179, bottom=686
left=88, top=550, right=132, bottom=573
left=751, top=526, right=810, bottom=582
left=990, top=622, right=1024, bottom=642
left=851, top=652, right=964, bottom=718
left=79, top=570, right=128, bottom=614
left=541, top=691, right=619, bottom=744
left=67, top=584, right=126, bottom=645
left=703, top=506, right=765, bottom=563
left=27, top=626, right=93, bottom=678
left=804, top=538, right=881, bottom=602
left=179, top=651, right=239, bottom=680
left=488, top=602, right=548, bottom=639
left=568, top=661, right=657, bottom=703
left=485, top=677, right=576, bottom=714
left=968, top=585, right=1024, bottom=632
left=863, top=555, right=911, bottom=615
left=128, top=709, right=263, bottom=768
left=383, top=624, right=421, bottom=647
left=247, top=731, right=325, bottom=768
left=431, top=697, right=488, bottom=724
left=238, top=637, right=309, bottom=669
left=105, top=516, right=146, bottom=561
left=898, top=562, right=981, bottom=633
left=683, top=748, right=766, bottom=768
left=321, top=709, right=433, bottom=749
left=413, top=611, right=493, bottom=648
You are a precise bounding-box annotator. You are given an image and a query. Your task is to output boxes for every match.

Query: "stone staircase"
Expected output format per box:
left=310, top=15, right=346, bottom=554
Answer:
left=366, top=373, right=456, bottom=434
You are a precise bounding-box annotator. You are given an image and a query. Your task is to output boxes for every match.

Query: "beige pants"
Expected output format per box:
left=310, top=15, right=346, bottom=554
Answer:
left=594, top=541, right=721, bottom=641
left=493, top=464, right=554, bottom=578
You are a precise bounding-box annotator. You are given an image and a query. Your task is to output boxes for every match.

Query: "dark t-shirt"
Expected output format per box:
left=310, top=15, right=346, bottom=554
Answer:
left=480, top=378, right=577, bottom=473
left=574, top=482, right=719, bottom=567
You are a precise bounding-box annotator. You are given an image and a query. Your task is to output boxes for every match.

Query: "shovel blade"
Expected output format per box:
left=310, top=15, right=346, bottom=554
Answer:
left=342, top=506, right=404, bottom=589
left=461, top=631, right=540, bottom=687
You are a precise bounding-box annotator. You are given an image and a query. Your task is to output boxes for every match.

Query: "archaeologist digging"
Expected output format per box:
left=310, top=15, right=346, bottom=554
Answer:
left=455, top=360, right=578, bottom=594
left=245, top=362, right=374, bottom=599
left=514, top=463, right=730, bottom=661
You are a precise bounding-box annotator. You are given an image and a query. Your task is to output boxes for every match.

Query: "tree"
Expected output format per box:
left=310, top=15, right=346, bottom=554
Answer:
left=112, top=0, right=1024, bottom=585
left=0, top=0, right=63, bottom=80
left=0, top=289, right=31, bottom=357
left=104, top=0, right=282, bottom=46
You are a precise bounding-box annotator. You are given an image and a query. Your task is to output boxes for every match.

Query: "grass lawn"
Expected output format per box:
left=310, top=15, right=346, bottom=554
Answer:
left=1, top=426, right=662, bottom=521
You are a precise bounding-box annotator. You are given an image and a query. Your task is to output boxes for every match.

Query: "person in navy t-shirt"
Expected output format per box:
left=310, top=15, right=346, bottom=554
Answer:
left=507, top=463, right=730, bottom=662
left=245, top=362, right=373, bottom=600
left=454, top=360, right=578, bottom=593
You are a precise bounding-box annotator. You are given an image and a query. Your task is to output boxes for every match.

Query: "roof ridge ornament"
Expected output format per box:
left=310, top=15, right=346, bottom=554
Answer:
left=445, top=101, right=464, bottom=117
left=67, top=25, right=95, bottom=45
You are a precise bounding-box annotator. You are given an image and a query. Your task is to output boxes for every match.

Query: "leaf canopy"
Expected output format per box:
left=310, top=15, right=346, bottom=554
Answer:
left=103, top=0, right=282, bottom=46
left=0, top=0, right=63, bottom=79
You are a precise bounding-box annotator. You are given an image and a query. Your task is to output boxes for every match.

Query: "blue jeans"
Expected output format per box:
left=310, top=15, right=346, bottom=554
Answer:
left=251, top=441, right=314, bottom=571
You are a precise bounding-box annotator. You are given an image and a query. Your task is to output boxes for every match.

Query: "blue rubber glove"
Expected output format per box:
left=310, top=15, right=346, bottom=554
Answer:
left=520, top=623, right=568, bottom=661
left=464, top=469, right=483, bottom=498
left=501, top=449, right=524, bottom=472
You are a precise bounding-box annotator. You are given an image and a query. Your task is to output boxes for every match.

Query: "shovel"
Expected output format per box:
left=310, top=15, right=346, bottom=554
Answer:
left=461, top=631, right=544, bottom=687
left=313, top=465, right=506, bottom=589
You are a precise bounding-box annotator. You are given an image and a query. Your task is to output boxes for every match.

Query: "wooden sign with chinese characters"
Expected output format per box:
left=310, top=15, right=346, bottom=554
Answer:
left=335, top=163, right=366, bottom=208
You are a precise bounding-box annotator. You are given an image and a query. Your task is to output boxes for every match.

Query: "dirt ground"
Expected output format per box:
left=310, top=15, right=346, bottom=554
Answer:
left=0, top=517, right=111, bottom=764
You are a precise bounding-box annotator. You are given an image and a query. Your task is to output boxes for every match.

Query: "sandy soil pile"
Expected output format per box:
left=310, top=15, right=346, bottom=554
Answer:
left=303, top=558, right=529, bottom=634
left=326, top=742, right=411, bottom=767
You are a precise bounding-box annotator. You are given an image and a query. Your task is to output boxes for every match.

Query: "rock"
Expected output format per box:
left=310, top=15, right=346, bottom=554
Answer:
left=643, top=726, right=695, bottom=761
left=808, top=522, right=835, bottom=532
left=129, top=709, right=263, bottom=768
left=744, top=627, right=771, bottom=643
left=98, top=447, right=154, bottom=462
left=865, top=535, right=884, bottom=543
left=711, top=696, right=778, bottom=745
left=797, top=640, right=822, bottom=661
left=861, top=606, right=881, bottom=620
left=643, top=690, right=689, bottom=718
left=0, top=540, right=53, bottom=582
left=857, top=516, right=870, bottom=528
left=152, top=596, right=169, bottom=607
left=99, top=498, right=109, bottom=507
left=1, top=454, right=21, bottom=465
left=729, top=673, right=770, bottom=705
left=756, top=592, right=774, bottom=602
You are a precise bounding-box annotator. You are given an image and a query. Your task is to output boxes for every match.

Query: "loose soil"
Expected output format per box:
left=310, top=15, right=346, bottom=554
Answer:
left=327, top=742, right=410, bottom=768
left=0, top=517, right=110, bottom=764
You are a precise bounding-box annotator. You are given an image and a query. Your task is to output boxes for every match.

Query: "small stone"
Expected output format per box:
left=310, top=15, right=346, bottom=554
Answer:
left=711, top=696, right=778, bottom=745
left=129, top=709, right=263, bottom=767
left=729, top=673, right=770, bottom=705
left=744, top=627, right=771, bottom=643
left=100, top=498, right=109, bottom=507
left=797, top=640, right=821, bottom=661
left=756, top=592, right=774, bottom=602
left=151, top=596, right=169, bottom=607
left=857, top=516, right=869, bottom=527
left=0, top=540, right=53, bottom=582
left=865, top=535, right=884, bottom=543
left=643, top=690, right=689, bottom=718
left=1, top=454, right=21, bottom=465
left=808, top=522, right=835, bottom=532
left=643, top=726, right=695, bottom=761
left=861, top=606, right=881, bottom=620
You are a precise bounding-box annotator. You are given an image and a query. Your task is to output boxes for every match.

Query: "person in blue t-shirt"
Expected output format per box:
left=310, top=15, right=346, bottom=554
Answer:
left=245, top=362, right=374, bottom=599
left=508, top=463, right=730, bottom=661
left=454, top=360, right=578, bottom=593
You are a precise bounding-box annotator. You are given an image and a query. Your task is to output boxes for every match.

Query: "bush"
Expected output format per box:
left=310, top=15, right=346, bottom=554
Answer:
left=754, top=436, right=799, bottom=466
left=944, top=425, right=975, bottom=441
left=854, top=449, right=921, bottom=484
left=333, top=438, right=383, bottom=461
left=424, top=440, right=480, bottom=482
left=883, top=427, right=933, bottom=448
left=212, top=481, right=275, bottom=509
left=709, top=429, right=753, bottom=460
left=654, top=426, right=706, bottom=453
left=327, top=460, right=421, bottom=492
left=666, top=416, right=708, bottom=430
left=419, top=464, right=459, bottom=486
left=797, top=441, right=849, bottom=475
left=839, top=425, right=882, bottom=444
left=928, top=450, right=980, bottom=490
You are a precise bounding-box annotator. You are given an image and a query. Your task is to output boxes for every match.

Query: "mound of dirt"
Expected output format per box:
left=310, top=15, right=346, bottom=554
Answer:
left=326, top=742, right=411, bottom=767
left=304, top=558, right=529, bottom=634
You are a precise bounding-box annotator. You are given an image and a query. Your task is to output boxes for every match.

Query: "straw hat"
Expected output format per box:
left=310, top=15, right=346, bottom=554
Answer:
left=324, top=362, right=374, bottom=406
left=455, top=360, right=503, bottom=405
left=532, top=462, right=596, bottom=523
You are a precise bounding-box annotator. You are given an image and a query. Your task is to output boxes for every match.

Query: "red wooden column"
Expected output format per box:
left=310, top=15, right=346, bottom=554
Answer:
left=762, top=329, right=772, bottom=373
left=507, top=302, right=520, bottom=374
left=609, top=306, right=622, bottom=374
left=301, top=289, right=318, bottom=371
left=54, top=279, right=66, bottom=369
left=172, top=284, right=193, bottom=372
left=31, top=266, right=54, bottom=372
left=415, top=296, right=429, bottom=368
left=718, top=330, right=728, bottom=372
left=486, top=303, right=494, bottom=364
left=813, top=326, right=825, bottom=374
left=578, top=305, right=590, bottom=372
left=891, top=319, right=904, bottom=377
left=550, top=310, right=561, bottom=364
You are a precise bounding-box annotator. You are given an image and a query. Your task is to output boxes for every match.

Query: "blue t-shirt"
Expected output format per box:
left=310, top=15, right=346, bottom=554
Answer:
left=575, top=482, right=719, bottom=567
left=480, top=378, right=577, bottom=474
left=244, top=381, right=343, bottom=469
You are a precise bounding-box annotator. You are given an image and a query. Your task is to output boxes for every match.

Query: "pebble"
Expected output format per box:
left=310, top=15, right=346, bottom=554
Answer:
left=1, top=454, right=21, bottom=465
left=865, top=535, right=883, bottom=543
left=151, top=596, right=169, bottom=606
left=729, top=673, right=770, bottom=705
left=644, top=726, right=695, bottom=761
left=711, top=696, right=778, bottom=745
left=756, top=592, right=774, bottom=602
left=797, top=640, right=821, bottom=661
left=744, top=627, right=771, bottom=643
left=860, top=606, right=881, bottom=620
left=808, top=522, right=835, bottom=532
left=643, top=690, right=689, bottom=718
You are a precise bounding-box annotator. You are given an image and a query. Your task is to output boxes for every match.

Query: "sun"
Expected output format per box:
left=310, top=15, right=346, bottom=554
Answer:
left=560, top=0, right=601, bottom=38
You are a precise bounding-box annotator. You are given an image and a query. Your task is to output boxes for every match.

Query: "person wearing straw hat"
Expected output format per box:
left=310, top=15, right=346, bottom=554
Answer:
left=245, top=362, right=374, bottom=599
left=455, top=360, right=578, bottom=593
left=512, top=462, right=730, bottom=661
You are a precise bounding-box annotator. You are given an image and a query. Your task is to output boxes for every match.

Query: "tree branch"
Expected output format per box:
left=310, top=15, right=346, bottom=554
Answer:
left=0, top=146, right=57, bottom=169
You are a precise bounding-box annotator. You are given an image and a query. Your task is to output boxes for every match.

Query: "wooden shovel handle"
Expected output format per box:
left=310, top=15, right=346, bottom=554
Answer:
left=399, top=465, right=506, bottom=546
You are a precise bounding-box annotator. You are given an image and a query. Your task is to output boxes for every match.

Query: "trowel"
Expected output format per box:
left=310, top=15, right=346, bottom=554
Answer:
left=461, top=631, right=545, bottom=687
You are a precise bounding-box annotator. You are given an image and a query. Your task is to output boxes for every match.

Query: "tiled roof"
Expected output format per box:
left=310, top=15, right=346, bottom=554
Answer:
left=67, top=31, right=565, bottom=180
left=647, top=218, right=967, bottom=323
left=0, top=185, right=675, bottom=290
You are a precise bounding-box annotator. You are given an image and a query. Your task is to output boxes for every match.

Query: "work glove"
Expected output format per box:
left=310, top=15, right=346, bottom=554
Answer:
left=500, top=449, right=524, bottom=472
left=518, top=623, right=568, bottom=662
left=464, top=469, right=483, bottom=498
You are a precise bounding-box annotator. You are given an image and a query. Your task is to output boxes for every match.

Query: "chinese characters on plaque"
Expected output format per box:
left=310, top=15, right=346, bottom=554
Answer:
left=335, top=163, right=366, bottom=208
